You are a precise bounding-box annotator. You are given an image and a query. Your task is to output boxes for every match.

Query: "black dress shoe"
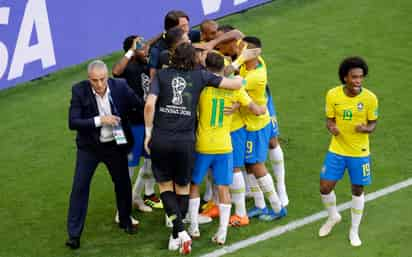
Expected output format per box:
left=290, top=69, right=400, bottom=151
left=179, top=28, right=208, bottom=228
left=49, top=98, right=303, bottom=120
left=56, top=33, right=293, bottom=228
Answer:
left=119, top=224, right=138, bottom=234
left=65, top=237, right=80, bottom=249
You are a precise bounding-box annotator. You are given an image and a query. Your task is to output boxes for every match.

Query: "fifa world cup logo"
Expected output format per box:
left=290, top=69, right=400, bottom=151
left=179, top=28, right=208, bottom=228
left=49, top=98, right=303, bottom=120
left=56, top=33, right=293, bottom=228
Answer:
left=141, top=73, right=151, bottom=101
left=171, top=76, right=186, bottom=105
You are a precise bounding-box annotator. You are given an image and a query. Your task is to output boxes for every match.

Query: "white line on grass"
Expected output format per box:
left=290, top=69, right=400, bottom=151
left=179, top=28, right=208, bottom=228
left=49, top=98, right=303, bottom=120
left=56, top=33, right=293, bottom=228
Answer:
left=200, top=177, right=412, bottom=257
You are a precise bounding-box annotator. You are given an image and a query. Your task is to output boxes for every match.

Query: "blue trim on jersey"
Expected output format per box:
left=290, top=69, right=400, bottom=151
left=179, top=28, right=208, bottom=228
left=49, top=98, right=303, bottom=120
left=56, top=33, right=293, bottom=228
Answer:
left=245, top=122, right=272, bottom=164
left=128, top=124, right=145, bottom=167
left=231, top=127, right=247, bottom=168
left=320, top=151, right=372, bottom=186
left=192, top=153, right=233, bottom=185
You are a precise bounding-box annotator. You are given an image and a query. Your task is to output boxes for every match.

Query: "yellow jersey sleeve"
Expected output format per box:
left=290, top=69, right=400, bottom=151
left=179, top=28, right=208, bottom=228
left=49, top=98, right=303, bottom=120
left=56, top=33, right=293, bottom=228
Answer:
left=325, top=89, right=336, bottom=118
left=367, top=94, right=378, bottom=121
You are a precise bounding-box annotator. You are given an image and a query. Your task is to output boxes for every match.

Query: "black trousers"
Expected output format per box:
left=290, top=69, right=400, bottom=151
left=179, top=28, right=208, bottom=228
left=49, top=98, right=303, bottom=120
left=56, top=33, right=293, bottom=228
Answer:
left=67, top=142, right=132, bottom=238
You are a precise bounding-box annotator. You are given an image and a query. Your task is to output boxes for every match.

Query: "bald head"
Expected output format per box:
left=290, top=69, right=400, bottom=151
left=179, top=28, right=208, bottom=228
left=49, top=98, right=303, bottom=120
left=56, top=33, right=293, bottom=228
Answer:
left=200, top=20, right=218, bottom=42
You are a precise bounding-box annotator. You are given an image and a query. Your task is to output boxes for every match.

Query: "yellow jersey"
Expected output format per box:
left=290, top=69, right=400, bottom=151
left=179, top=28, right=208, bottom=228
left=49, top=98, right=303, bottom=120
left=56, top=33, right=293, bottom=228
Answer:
left=239, top=56, right=271, bottom=131
left=326, top=85, right=378, bottom=157
left=196, top=86, right=252, bottom=154
left=213, top=49, right=246, bottom=132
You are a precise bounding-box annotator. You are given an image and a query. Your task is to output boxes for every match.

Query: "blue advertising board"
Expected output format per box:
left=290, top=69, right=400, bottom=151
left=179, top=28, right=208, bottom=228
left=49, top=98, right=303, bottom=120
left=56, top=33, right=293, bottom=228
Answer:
left=0, top=0, right=271, bottom=90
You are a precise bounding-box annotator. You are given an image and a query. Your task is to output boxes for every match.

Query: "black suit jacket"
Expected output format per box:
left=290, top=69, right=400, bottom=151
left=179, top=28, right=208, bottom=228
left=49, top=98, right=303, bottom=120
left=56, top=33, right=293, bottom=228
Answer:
left=68, top=78, right=144, bottom=152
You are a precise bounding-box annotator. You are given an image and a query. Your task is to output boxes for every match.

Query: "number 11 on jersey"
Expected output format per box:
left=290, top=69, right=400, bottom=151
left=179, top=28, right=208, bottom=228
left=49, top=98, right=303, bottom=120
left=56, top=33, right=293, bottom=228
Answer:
left=210, top=98, right=224, bottom=128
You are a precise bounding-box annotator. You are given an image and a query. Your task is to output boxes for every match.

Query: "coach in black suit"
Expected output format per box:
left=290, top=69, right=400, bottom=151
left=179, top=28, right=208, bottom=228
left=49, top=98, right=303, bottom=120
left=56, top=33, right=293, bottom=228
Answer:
left=66, top=60, right=144, bottom=249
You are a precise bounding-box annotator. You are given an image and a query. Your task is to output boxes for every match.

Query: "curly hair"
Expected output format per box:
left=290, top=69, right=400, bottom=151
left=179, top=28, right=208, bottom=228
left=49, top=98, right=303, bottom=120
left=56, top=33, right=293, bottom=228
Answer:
left=170, top=43, right=197, bottom=71
left=122, top=35, right=138, bottom=52
left=338, top=56, right=368, bottom=84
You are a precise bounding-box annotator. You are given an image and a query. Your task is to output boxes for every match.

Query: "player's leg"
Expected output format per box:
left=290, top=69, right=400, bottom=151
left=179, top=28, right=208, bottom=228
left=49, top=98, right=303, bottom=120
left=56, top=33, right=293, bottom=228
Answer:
left=268, top=135, right=289, bottom=206
left=128, top=125, right=152, bottom=212
left=142, top=158, right=163, bottom=209
left=188, top=153, right=213, bottom=238
left=150, top=137, right=189, bottom=252
left=173, top=141, right=197, bottom=254
left=246, top=123, right=285, bottom=221
left=347, top=155, right=371, bottom=247
left=229, top=128, right=250, bottom=226
left=211, top=153, right=233, bottom=245
left=318, top=151, right=345, bottom=237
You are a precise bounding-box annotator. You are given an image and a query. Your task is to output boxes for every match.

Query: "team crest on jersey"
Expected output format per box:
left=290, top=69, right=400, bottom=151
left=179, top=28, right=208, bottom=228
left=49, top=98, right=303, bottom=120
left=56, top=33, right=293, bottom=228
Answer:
left=321, top=165, right=326, bottom=174
left=171, top=76, right=187, bottom=105
left=357, top=102, right=364, bottom=111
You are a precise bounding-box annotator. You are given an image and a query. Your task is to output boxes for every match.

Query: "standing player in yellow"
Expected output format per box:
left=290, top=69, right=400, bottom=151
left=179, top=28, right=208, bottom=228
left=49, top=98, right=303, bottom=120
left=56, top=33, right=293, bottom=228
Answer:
left=318, top=56, right=378, bottom=247
left=238, top=36, right=287, bottom=221
left=187, top=52, right=266, bottom=245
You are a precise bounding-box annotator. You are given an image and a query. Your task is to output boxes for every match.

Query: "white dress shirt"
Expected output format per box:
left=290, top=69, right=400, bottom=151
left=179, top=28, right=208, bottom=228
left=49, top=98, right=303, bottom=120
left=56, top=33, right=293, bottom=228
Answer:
left=92, top=86, right=115, bottom=143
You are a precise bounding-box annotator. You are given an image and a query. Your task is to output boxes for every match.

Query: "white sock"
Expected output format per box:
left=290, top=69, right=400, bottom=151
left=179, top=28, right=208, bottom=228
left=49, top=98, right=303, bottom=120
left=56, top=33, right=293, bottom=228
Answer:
left=321, top=191, right=340, bottom=219
left=128, top=167, right=135, bottom=180
left=230, top=172, right=247, bottom=216
left=247, top=174, right=266, bottom=209
left=142, top=159, right=156, bottom=196
left=132, top=165, right=145, bottom=201
left=189, top=198, right=200, bottom=230
left=242, top=170, right=250, bottom=194
left=218, top=203, right=231, bottom=232
left=203, top=173, right=213, bottom=202
left=351, top=194, right=364, bottom=234
left=269, top=146, right=288, bottom=204
left=257, top=174, right=282, bottom=212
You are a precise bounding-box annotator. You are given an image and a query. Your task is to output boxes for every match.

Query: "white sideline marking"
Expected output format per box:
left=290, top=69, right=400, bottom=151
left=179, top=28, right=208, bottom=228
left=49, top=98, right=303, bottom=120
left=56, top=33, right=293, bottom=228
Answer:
left=200, top=178, right=412, bottom=257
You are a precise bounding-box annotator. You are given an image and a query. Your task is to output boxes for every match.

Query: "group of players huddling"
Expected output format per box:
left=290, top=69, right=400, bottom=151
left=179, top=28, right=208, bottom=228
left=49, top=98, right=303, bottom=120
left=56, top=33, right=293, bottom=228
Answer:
left=83, top=9, right=379, bottom=254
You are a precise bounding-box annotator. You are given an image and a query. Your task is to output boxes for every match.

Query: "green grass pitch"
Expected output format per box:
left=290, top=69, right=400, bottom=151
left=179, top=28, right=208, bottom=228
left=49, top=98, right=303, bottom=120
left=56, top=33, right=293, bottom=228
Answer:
left=0, top=0, right=412, bottom=256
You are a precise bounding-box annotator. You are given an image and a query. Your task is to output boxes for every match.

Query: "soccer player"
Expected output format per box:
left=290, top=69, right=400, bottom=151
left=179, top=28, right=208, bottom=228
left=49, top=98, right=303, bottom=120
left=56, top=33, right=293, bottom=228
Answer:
left=144, top=43, right=243, bottom=254
left=112, top=36, right=161, bottom=214
left=318, top=56, right=378, bottom=247
left=248, top=86, right=289, bottom=208
left=148, top=10, right=201, bottom=79
left=187, top=52, right=266, bottom=244
left=238, top=37, right=287, bottom=221
left=266, top=86, right=289, bottom=206
left=200, top=20, right=219, bottom=42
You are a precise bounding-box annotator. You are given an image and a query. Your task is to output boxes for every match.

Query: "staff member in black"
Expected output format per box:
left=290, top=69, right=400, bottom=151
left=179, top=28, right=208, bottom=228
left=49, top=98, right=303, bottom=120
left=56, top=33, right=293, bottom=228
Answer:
left=66, top=60, right=143, bottom=249
left=144, top=43, right=243, bottom=254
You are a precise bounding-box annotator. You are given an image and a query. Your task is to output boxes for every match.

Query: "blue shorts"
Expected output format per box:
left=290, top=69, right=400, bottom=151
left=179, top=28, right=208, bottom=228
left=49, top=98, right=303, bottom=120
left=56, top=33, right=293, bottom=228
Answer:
left=128, top=124, right=147, bottom=167
left=245, top=122, right=272, bottom=164
left=230, top=127, right=247, bottom=168
left=267, top=93, right=280, bottom=138
left=320, top=151, right=372, bottom=186
left=192, top=153, right=233, bottom=185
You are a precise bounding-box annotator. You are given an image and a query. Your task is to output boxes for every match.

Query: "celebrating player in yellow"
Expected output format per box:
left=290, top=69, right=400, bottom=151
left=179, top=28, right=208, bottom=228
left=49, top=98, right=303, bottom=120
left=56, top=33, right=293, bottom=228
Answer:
left=188, top=52, right=266, bottom=245
left=318, top=56, right=378, bottom=247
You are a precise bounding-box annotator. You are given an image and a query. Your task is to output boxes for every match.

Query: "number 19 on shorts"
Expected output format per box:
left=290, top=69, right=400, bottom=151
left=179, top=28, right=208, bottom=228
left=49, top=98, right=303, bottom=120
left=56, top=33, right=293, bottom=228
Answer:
left=362, top=163, right=370, bottom=177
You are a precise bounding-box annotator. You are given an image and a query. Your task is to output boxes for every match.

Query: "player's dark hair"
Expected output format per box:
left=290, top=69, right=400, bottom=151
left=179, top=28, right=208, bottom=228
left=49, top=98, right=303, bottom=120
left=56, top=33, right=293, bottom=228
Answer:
left=123, top=35, right=138, bottom=52
left=165, top=27, right=185, bottom=49
left=170, top=43, right=196, bottom=71
left=217, top=24, right=235, bottom=33
left=243, top=36, right=262, bottom=48
left=164, top=10, right=189, bottom=31
left=338, top=56, right=369, bottom=84
left=205, top=52, right=224, bottom=73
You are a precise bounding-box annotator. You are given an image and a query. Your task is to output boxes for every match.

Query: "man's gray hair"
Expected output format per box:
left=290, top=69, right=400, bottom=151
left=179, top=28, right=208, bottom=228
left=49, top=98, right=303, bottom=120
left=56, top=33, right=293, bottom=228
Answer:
left=88, top=60, right=108, bottom=74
